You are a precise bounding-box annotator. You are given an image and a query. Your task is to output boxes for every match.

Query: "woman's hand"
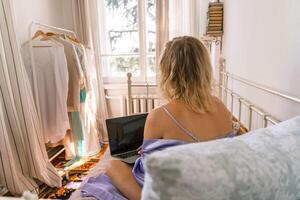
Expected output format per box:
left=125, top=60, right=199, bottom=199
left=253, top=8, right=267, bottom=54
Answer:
left=137, top=146, right=142, bottom=155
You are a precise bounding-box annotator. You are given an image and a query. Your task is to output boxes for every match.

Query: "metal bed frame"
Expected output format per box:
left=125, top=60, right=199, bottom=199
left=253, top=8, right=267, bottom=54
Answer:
left=126, top=56, right=300, bottom=132
left=218, top=57, right=300, bottom=131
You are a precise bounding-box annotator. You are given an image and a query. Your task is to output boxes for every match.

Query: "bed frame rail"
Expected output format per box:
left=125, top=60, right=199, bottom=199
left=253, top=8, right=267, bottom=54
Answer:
left=218, top=58, right=300, bottom=131
left=126, top=73, right=159, bottom=115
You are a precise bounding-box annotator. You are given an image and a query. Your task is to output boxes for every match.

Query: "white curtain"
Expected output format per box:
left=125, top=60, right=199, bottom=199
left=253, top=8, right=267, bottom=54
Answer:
left=155, top=0, right=169, bottom=105
left=156, top=0, right=169, bottom=76
left=72, top=0, right=108, bottom=143
left=169, top=0, right=200, bottom=39
left=0, top=0, right=61, bottom=195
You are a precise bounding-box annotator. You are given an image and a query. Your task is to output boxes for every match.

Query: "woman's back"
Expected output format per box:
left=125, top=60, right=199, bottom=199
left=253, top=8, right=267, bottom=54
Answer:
left=143, top=36, right=233, bottom=142
left=144, top=96, right=233, bottom=142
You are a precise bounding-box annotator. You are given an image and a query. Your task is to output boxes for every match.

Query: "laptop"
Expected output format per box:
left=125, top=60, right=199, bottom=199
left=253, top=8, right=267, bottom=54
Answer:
left=106, top=113, right=148, bottom=164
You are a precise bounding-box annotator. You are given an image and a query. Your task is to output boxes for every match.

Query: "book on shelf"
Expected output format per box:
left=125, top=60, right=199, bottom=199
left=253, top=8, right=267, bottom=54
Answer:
left=207, top=27, right=223, bottom=31
left=209, top=11, right=223, bottom=14
left=209, top=16, right=223, bottom=21
left=209, top=20, right=223, bottom=24
left=209, top=8, right=223, bottom=12
left=209, top=13, right=223, bottom=16
left=208, top=23, right=222, bottom=27
left=209, top=5, right=223, bottom=8
left=207, top=30, right=223, bottom=34
left=209, top=2, right=223, bottom=5
left=209, top=19, right=223, bottom=23
left=209, top=10, right=223, bottom=14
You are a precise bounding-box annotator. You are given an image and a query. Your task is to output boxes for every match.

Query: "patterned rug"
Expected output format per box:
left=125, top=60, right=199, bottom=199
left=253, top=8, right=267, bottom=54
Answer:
left=39, top=145, right=108, bottom=199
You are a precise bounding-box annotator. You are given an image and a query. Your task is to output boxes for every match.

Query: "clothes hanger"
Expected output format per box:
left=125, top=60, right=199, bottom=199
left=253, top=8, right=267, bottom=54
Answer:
left=45, top=32, right=60, bottom=37
left=32, top=30, right=52, bottom=48
left=65, top=34, right=81, bottom=44
left=32, top=30, right=45, bottom=40
left=47, top=32, right=81, bottom=47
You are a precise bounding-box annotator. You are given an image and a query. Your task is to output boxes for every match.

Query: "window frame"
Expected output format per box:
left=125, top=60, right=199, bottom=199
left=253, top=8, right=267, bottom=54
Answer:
left=100, top=0, right=156, bottom=84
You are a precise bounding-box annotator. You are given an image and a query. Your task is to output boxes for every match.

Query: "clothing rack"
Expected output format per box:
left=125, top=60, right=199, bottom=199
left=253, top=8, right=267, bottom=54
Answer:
left=28, top=22, right=77, bottom=161
left=29, top=21, right=76, bottom=40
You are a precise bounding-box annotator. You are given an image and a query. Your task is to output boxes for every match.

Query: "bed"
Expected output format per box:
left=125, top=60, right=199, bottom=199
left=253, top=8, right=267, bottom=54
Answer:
left=69, top=56, right=300, bottom=199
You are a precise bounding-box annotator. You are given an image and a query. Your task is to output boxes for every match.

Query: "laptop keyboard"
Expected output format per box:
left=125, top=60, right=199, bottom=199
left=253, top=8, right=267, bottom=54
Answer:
left=118, top=151, right=138, bottom=159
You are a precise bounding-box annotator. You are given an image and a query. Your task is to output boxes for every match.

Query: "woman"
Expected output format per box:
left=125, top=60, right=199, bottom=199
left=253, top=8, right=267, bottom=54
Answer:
left=106, top=36, right=234, bottom=200
left=81, top=36, right=234, bottom=200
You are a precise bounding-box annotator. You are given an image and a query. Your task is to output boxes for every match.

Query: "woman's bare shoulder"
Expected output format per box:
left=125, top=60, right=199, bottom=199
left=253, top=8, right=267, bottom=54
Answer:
left=144, top=107, right=166, bottom=139
left=212, top=96, right=230, bottom=113
left=212, top=96, right=233, bottom=128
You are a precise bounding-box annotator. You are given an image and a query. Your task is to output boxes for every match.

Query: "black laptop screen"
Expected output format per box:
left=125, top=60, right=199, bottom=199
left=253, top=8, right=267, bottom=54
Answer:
left=106, top=113, right=148, bottom=155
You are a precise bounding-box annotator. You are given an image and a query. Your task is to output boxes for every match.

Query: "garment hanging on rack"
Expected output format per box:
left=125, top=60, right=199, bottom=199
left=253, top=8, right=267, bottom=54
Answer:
left=61, top=35, right=90, bottom=91
left=21, top=40, right=70, bottom=143
left=51, top=36, right=84, bottom=112
left=78, top=48, right=101, bottom=157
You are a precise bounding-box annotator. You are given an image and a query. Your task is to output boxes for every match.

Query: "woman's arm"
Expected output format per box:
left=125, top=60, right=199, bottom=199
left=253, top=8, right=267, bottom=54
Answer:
left=144, top=108, right=164, bottom=139
left=106, top=159, right=142, bottom=200
left=106, top=109, right=164, bottom=199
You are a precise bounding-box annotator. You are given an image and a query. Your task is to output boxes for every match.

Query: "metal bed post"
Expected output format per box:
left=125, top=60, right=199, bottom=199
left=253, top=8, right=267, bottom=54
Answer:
left=263, top=116, right=269, bottom=128
left=218, top=57, right=225, bottom=100
left=238, top=97, right=243, bottom=121
left=248, top=105, right=253, bottom=131
left=230, top=92, right=234, bottom=114
left=224, top=73, right=229, bottom=107
left=127, top=73, right=133, bottom=115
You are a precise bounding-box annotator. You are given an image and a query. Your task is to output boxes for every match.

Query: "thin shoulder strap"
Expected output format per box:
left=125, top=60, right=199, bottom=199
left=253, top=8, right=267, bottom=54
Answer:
left=162, top=106, right=199, bottom=142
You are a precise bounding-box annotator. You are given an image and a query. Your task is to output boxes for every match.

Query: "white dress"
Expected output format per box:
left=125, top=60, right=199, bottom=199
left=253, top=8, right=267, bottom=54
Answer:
left=79, top=48, right=101, bottom=156
left=22, top=40, right=70, bottom=143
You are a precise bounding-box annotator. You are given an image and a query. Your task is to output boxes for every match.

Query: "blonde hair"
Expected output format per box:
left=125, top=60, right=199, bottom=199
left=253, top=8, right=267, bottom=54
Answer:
left=159, top=36, right=214, bottom=113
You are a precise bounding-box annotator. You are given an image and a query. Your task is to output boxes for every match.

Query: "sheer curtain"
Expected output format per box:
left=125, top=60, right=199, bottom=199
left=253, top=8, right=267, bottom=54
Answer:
left=0, top=0, right=61, bottom=195
left=169, top=0, right=200, bottom=39
left=72, top=0, right=108, bottom=144
left=156, top=0, right=169, bottom=74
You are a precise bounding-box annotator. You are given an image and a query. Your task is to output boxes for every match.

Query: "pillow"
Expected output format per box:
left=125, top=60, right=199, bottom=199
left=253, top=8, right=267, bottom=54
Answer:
left=142, top=116, right=300, bottom=200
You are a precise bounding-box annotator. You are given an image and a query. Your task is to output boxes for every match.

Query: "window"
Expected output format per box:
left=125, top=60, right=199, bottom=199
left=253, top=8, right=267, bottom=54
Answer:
left=98, top=0, right=156, bottom=83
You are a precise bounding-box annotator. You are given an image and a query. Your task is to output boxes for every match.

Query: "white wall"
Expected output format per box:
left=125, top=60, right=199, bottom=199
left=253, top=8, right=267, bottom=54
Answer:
left=223, top=0, right=300, bottom=123
left=12, top=0, right=73, bottom=45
